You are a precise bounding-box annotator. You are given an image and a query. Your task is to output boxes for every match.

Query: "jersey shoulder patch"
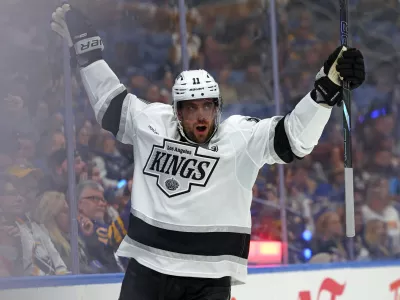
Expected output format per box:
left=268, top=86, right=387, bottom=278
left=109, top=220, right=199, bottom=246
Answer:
left=245, top=117, right=261, bottom=123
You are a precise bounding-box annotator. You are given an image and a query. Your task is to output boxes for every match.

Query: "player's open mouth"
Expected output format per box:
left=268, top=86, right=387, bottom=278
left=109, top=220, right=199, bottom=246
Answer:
left=196, top=126, right=207, bottom=133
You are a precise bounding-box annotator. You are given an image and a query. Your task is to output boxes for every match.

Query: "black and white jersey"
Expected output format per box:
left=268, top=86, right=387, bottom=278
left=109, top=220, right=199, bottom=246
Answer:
left=80, top=60, right=332, bottom=284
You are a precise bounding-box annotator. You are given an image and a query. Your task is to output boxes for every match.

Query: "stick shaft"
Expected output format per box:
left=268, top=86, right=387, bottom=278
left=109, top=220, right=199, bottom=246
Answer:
left=340, top=0, right=355, bottom=241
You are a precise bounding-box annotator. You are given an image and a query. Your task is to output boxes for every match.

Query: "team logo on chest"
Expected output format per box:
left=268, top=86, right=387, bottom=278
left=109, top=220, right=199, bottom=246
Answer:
left=143, top=139, right=219, bottom=197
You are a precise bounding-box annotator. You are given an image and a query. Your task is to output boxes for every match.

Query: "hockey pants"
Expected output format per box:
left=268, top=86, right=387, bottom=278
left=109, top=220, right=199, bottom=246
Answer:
left=118, top=258, right=231, bottom=300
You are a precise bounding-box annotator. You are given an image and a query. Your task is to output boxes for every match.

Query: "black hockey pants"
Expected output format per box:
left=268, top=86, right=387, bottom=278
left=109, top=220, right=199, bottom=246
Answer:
left=118, top=259, right=231, bottom=300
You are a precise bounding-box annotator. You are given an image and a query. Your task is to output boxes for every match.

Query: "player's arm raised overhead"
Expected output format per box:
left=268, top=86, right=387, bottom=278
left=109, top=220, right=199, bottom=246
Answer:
left=51, top=4, right=148, bottom=145
left=234, top=46, right=365, bottom=167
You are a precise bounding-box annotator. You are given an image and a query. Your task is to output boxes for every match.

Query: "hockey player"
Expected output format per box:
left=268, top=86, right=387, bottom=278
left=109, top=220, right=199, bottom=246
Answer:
left=51, top=4, right=365, bottom=300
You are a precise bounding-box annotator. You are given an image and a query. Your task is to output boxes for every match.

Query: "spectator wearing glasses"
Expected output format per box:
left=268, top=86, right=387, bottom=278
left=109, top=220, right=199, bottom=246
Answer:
left=35, top=191, right=102, bottom=274
left=77, top=180, right=124, bottom=273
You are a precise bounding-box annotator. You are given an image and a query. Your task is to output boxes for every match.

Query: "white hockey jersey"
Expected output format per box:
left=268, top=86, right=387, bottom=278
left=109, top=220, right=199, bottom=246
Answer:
left=80, top=60, right=332, bottom=284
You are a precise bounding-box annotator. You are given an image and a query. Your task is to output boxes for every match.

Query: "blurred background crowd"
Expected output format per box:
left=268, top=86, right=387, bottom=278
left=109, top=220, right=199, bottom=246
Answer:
left=1, top=0, right=400, bottom=277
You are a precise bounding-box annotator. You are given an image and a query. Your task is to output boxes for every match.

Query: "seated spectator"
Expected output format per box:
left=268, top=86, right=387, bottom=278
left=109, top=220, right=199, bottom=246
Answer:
left=361, top=219, right=394, bottom=260
left=103, top=185, right=131, bottom=244
left=203, top=35, right=229, bottom=70
left=312, top=123, right=343, bottom=162
left=160, top=71, right=174, bottom=91
left=295, top=155, right=327, bottom=183
left=170, top=32, right=202, bottom=71
left=34, top=130, right=66, bottom=172
left=0, top=93, right=33, bottom=139
left=362, top=178, right=400, bottom=253
left=217, top=66, right=239, bottom=104
left=230, top=33, right=261, bottom=70
left=76, top=125, right=93, bottom=162
left=47, top=130, right=66, bottom=154
left=40, top=148, right=86, bottom=194
left=311, top=210, right=347, bottom=261
left=361, top=109, right=395, bottom=152
left=0, top=180, right=68, bottom=276
left=290, top=164, right=317, bottom=198
left=7, top=164, right=43, bottom=214
left=264, top=184, right=279, bottom=205
left=48, top=113, right=65, bottom=134
left=92, top=130, right=132, bottom=189
left=365, top=147, right=398, bottom=180
left=33, top=101, right=50, bottom=135
left=0, top=220, right=22, bottom=277
left=158, top=71, right=174, bottom=103
left=145, top=84, right=163, bottom=103
left=353, top=62, right=399, bottom=112
left=236, top=64, right=271, bottom=102
left=286, top=10, right=317, bottom=58
left=87, top=162, right=103, bottom=186
left=314, top=165, right=345, bottom=204
left=0, top=133, right=19, bottom=173
left=15, top=133, right=37, bottom=167
left=76, top=180, right=125, bottom=273
left=336, top=202, right=366, bottom=260
left=129, top=74, right=149, bottom=99
left=287, top=182, right=314, bottom=233
left=169, top=8, right=202, bottom=71
left=303, top=42, right=323, bottom=71
left=34, top=191, right=102, bottom=274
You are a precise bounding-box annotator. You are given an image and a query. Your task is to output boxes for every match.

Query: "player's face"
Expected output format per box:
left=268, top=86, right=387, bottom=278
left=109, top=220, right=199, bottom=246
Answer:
left=178, top=99, right=217, bottom=144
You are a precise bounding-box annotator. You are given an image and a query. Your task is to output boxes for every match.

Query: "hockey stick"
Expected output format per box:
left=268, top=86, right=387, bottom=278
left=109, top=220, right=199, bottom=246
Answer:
left=339, top=0, right=355, bottom=239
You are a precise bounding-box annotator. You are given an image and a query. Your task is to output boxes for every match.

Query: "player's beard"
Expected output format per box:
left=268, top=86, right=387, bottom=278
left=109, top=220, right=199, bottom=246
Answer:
left=182, top=121, right=215, bottom=144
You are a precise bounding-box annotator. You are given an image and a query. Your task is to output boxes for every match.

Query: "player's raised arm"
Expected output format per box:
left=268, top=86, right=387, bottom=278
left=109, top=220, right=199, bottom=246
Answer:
left=238, top=46, right=365, bottom=166
left=51, top=4, right=149, bottom=145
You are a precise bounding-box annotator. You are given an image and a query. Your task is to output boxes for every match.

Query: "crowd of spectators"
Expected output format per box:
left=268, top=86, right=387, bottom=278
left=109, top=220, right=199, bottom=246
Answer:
left=1, top=0, right=400, bottom=277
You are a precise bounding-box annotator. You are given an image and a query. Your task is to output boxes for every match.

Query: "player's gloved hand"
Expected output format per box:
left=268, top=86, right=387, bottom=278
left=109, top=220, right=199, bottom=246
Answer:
left=51, top=4, right=103, bottom=68
left=312, top=46, right=365, bottom=107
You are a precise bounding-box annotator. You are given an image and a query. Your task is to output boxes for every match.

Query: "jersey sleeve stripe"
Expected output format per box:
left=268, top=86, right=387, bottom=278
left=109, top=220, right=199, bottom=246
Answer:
left=116, top=93, right=132, bottom=141
left=102, top=89, right=127, bottom=137
left=273, top=115, right=301, bottom=163
left=97, top=85, right=126, bottom=124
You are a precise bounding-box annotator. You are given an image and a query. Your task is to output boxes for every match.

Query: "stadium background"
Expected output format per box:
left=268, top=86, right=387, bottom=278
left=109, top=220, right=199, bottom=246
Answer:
left=0, top=0, right=400, bottom=280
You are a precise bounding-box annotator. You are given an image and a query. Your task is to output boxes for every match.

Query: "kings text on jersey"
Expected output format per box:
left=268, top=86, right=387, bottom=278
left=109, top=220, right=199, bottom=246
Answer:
left=143, top=140, right=219, bottom=197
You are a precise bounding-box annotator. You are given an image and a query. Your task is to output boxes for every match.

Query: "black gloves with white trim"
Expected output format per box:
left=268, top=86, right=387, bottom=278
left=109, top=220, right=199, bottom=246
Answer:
left=312, top=46, right=365, bottom=107
left=51, top=4, right=103, bottom=68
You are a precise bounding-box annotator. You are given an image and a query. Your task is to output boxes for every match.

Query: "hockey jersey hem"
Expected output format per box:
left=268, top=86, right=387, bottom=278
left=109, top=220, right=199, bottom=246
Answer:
left=116, top=236, right=248, bottom=285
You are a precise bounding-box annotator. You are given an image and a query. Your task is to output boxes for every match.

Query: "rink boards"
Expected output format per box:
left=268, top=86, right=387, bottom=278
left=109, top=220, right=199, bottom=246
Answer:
left=1, top=260, right=400, bottom=300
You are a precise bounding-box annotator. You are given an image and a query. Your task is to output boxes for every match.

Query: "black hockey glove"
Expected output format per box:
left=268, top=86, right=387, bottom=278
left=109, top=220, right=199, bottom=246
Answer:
left=51, top=4, right=103, bottom=68
left=312, top=46, right=365, bottom=107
